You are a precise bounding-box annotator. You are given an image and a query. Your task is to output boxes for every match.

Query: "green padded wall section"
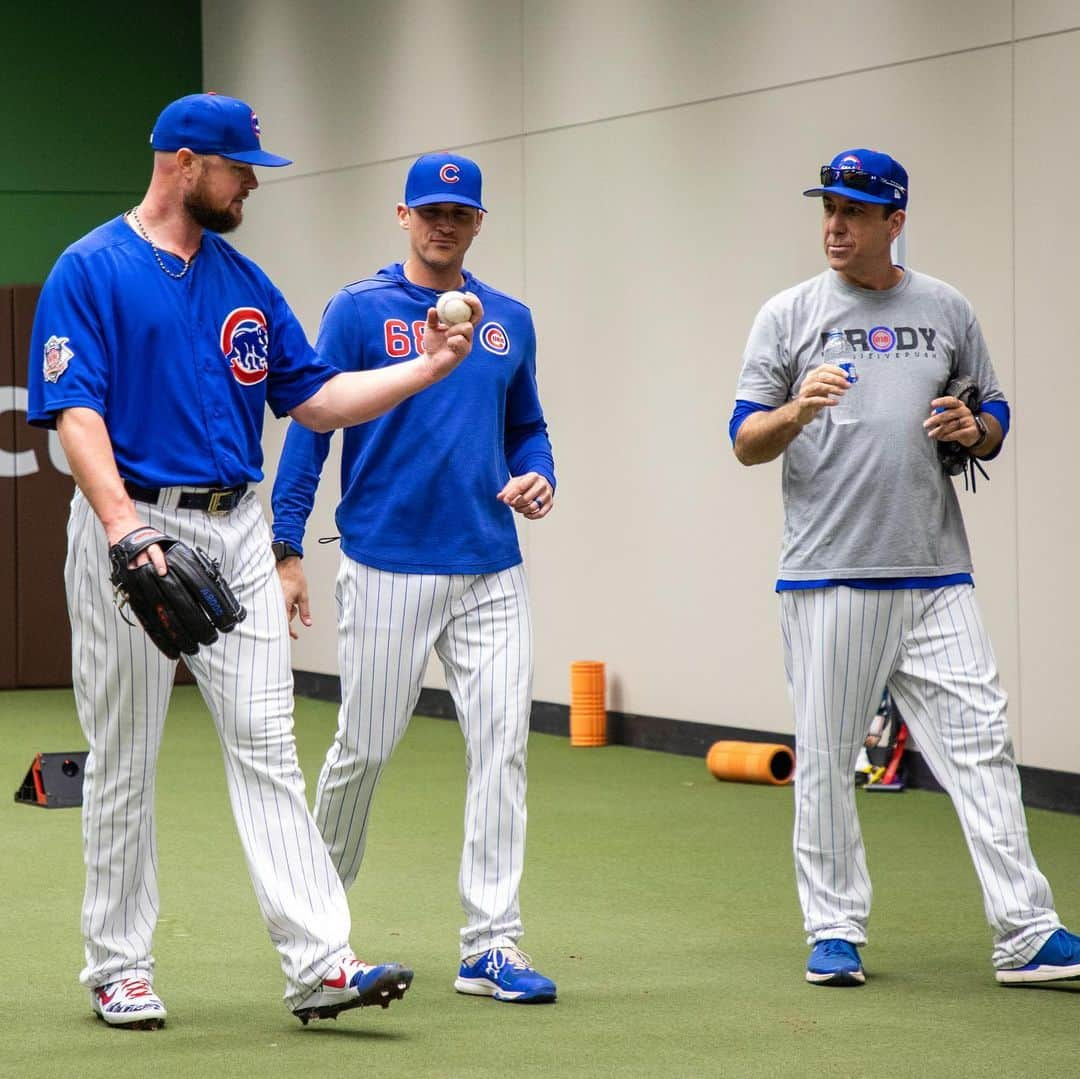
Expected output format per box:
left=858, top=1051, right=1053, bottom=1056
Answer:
left=1, top=1, right=202, bottom=285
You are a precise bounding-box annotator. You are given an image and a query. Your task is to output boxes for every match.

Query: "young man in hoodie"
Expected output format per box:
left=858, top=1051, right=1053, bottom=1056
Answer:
left=271, top=152, right=557, bottom=1004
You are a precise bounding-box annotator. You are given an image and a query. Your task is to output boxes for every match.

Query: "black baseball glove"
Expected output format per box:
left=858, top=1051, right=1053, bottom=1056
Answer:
left=109, top=527, right=246, bottom=659
left=937, top=376, right=990, bottom=491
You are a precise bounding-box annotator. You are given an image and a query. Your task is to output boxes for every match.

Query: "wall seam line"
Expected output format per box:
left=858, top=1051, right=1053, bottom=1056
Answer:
left=1010, top=1, right=1024, bottom=754
left=255, top=33, right=1080, bottom=189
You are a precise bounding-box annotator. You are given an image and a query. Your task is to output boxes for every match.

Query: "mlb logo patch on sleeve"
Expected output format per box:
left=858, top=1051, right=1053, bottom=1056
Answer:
left=43, top=335, right=74, bottom=382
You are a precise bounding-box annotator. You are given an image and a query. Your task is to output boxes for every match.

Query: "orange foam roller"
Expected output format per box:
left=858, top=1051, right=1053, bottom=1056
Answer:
left=570, top=660, right=607, bottom=747
left=706, top=741, right=794, bottom=786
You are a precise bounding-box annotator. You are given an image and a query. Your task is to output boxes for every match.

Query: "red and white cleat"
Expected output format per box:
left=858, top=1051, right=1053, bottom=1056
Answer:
left=91, top=977, right=167, bottom=1030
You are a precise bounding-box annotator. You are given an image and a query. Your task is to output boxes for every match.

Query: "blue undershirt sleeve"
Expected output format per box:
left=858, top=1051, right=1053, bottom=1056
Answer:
left=270, top=422, right=334, bottom=555
left=980, top=399, right=1009, bottom=461
left=729, top=399, right=775, bottom=444
left=271, top=290, right=366, bottom=552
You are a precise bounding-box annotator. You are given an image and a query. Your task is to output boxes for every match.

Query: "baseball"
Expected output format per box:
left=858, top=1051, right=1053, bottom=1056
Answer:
left=437, top=290, right=473, bottom=326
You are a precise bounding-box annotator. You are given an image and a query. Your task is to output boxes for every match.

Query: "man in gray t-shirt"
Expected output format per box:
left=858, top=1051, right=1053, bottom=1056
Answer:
left=731, top=148, right=1080, bottom=989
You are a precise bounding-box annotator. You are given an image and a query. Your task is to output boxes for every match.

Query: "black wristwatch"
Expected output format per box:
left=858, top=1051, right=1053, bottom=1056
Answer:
left=272, top=540, right=302, bottom=562
left=970, top=414, right=990, bottom=454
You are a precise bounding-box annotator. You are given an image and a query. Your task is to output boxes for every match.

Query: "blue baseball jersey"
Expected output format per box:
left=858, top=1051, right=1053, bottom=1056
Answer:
left=271, top=263, right=555, bottom=574
left=28, top=215, right=338, bottom=487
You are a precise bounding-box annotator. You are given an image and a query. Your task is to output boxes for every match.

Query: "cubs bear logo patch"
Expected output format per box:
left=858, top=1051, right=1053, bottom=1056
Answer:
left=43, top=335, right=74, bottom=383
left=220, top=307, right=270, bottom=385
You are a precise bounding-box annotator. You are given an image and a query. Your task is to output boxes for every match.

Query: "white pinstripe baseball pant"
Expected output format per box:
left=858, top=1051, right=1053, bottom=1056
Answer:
left=780, top=584, right=1061, bottom=968
left=314, top=557, right=533, bottom=959
left=66, top=488, right=352, bottom=1008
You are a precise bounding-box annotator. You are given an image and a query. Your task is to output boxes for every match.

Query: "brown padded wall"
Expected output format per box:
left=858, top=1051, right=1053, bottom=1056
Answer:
left=0, top=290, right=16, bottom=688
left=7, top=286, right=195, bottom=689
left=13, top=285, right=75, bottom=686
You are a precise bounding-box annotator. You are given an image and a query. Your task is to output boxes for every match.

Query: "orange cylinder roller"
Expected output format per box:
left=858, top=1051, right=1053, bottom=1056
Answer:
left=570, top=661, right=607, bottom=746
left=706, top=740, right=795, bottom=786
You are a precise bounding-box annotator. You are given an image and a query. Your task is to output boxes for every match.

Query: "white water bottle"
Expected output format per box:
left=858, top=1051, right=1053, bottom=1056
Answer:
left=822, top=329, right=859, bottom=425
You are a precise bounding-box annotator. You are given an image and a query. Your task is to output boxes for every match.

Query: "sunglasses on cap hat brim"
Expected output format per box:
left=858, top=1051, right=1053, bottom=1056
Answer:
left=815, top=166, right=906, bottom=201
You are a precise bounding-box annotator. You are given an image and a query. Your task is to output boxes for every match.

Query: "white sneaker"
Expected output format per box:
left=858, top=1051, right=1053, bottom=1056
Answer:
left=293, top=956, right=414, bottom=1024
left=91, top=977, right=167, bottom=1029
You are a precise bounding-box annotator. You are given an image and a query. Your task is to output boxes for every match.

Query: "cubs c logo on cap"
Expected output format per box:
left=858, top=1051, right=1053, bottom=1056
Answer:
left=221, top=307, right=270, bottom=385
left=251, top=111, right=261, bottom=137
left=439, top=163, right=461, bottom=184
left=480, top=322, right=511, bottom=356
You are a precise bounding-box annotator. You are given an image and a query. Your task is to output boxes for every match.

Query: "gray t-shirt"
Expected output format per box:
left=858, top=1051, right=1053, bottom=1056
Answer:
left=736, top=268, right=1004, bottom=580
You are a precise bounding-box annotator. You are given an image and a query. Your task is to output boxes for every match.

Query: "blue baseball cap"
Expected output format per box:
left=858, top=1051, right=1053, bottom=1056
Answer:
left=803, top=148, right=908, bottom=210
left=404, top=152, right=485, bottom=211
left=150, top=93, right=292, bottom=167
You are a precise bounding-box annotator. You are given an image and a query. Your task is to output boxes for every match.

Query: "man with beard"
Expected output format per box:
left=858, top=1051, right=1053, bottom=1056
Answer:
left=27, top=94, right=482, bottom=1030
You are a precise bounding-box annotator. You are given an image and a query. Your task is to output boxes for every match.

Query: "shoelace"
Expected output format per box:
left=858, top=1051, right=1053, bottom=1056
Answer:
left=486, top=947, right=534, bottom=972
left=341, top=956, right=374, bottom=975
left=817, top=940, right=856, bottom=959
left=117, top=977, right=155, bottom=998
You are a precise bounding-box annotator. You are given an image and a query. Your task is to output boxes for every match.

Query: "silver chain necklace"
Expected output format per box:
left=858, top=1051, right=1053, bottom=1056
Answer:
left=128, top=206, right=195, bottom=280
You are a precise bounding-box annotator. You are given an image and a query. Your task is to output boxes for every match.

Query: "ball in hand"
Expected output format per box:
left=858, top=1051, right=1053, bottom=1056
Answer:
left=436, top=290, right=473, bottom=326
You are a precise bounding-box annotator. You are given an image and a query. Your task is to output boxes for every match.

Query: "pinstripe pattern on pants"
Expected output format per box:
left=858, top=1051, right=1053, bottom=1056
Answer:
left=314, top=556, right=533, bottom=958
left=781, top=585, right=1060, bottom=968
left=66, top=489, right=352, bottom=1008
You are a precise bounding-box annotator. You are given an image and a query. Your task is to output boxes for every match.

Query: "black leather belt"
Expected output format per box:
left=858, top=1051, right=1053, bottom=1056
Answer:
left=124, top=480, right=248, bottom=514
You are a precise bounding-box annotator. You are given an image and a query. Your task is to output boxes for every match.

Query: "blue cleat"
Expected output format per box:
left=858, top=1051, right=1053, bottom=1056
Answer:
left=455, top=947, right=557, bottom=1003
left=806, top=939, right=866, bottom=987
left=996, top=929, right=1080, bottom=985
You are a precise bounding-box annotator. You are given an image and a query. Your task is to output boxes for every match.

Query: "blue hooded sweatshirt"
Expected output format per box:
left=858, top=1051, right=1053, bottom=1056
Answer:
left=271, top=262, right=555, bottom=574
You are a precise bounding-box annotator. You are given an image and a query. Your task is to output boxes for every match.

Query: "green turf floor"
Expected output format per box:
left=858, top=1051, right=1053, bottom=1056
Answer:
left=2, top=686, right=1078, bottom=1078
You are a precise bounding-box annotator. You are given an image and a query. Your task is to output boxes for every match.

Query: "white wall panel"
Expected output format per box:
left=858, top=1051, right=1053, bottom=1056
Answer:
left=204, top=0, right=524, bottom=178
left=203, top=0, right=1077, bottom=770
left=1016, top=0, right=1080, bottom=37
left=523, top=0, right=1011, bottom=132
left=524, top=46, right=1016, bottom=735
left=1014, top=31, right=1080, bottom=771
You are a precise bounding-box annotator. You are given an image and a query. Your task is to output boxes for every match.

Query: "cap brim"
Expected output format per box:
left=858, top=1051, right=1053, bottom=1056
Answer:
left=222, top=149, right=293, bottom=167
left=406, top=193, right=486, bottom=211
left=802, top=184, right=895, bottom=206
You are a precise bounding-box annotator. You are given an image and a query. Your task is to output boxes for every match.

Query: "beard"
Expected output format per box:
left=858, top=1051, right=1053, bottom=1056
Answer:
left=183, top=187, right=241, bottom=234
